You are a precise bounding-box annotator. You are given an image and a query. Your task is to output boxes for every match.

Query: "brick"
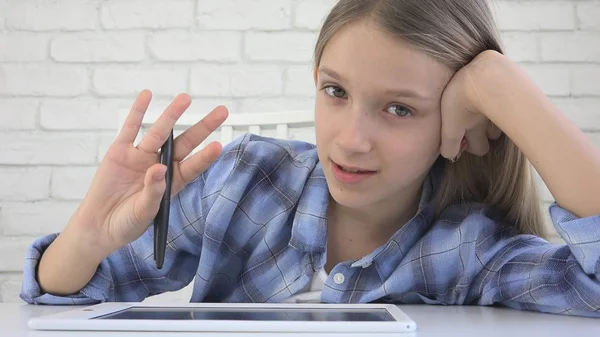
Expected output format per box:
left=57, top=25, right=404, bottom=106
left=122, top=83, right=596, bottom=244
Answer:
left=294, top=0, right=335, bottom=30
left=0, top=65, right=88, bottom=96
left=93, top=66, right=188, bottom=96
left=148, top=31, right=241, bottom=62
left=0, top=99, right=38, bottom=131
left=51, top=33, right=145, bottom=62
left=5, top=0, right=98, bottom=31
left=191, top=65, right=282, bottom=97
left=236, top=97, right=314, bottom=113
left=40, top=99, right=129, bottom=131
left=519, top=64, right=570, bottom=97
left=0, top=33, right=48, bottom=62
left=285, top=66, right=315, bottom=96
left=245, top=32, right=316, bottom=62
left=1, top=201, right=80, bottom=237
left=197, top=0, right=292, bottom=30
left=501, top=33, right=539, bottom=62
left=553, top=98, right=600, bottom=131
left=495, top=1, right=575, bottom=31
left=540, top=33, right=600, bottom=62
left=101, top=0, right=193, bottom=29
left=51, top=167, right=97, bottom=200
left=0, top=133, right=97, bottom=165
left=571, top=65, right=600, bottom=96
left=577, top=2, right=600, bottom=31
left=0, top=238, right=31, bottom=271
left=0, top=167, right=51, bottom=201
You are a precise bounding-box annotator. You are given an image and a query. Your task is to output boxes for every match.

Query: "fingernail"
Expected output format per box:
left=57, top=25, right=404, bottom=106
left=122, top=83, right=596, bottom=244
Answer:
left=154, top=167, right=167, bottom=180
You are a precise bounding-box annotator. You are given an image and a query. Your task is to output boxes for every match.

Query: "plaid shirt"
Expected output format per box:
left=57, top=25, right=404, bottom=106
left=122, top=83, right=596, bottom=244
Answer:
left=21, top=134, right=600, bottom=317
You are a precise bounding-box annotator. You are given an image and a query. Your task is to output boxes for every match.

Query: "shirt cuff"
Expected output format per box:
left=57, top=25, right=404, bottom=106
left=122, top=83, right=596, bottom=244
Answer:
left=549, top=202, right=600, bottom=275
left=19, top=234, right=113, bottom=305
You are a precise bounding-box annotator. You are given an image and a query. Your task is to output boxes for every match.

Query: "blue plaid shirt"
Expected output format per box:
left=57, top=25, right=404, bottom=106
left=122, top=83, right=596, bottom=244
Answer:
left=21, top=134, right=600, bottom=317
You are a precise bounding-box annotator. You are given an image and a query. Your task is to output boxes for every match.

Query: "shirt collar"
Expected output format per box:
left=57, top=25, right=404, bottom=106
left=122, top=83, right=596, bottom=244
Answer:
left=289, top=159, right=330, bottom=254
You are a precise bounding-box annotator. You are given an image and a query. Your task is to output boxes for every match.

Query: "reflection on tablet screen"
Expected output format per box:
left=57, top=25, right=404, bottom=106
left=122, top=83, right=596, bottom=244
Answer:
left=94, top=307, right=395, bottom=321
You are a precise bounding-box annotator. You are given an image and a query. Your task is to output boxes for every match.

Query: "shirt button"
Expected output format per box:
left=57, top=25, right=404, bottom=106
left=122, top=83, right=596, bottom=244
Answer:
left=333, top=273, right=345, bottom=284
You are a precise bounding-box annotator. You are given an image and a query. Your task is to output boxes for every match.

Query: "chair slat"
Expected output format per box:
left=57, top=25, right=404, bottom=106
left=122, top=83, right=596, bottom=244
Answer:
left=221, top=126, right=234, bottom=143
left=276, top=124, right=289, bottom=139
left=248, top=125, right=261, bottom=136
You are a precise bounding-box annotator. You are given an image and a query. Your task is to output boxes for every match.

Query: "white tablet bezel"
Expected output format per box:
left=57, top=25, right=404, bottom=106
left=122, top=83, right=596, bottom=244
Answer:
left=28, top=302, right=417, bottom=333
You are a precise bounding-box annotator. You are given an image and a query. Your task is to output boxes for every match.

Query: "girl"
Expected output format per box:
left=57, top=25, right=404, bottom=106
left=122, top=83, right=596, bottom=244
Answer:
left=21, top=0, right=600, bottom=317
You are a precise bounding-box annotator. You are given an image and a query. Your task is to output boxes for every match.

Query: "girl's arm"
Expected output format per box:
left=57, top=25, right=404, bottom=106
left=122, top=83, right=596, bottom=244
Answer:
left=436, top=51, right=600, bottom=317
left=444, top=50, right=600, bottom=218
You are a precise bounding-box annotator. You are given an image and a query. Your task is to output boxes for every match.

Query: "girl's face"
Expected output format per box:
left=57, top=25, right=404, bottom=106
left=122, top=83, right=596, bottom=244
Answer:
left=314, top=20, right=455, bottom=211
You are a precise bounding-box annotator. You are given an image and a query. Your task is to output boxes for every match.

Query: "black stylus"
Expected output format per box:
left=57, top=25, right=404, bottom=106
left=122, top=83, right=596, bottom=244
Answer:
left=154, top=130, right=174, bottom=269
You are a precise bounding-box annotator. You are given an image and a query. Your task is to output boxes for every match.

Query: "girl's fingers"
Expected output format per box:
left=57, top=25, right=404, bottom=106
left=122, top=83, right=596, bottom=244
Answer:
left=173, top=106, right=229, bottom=161
left=133, top=163, right=167, bottom=228
left=172, top=142, right=223, bottom=194
left=439, top=104, right=468, bottom=160
left=136, top=93, right=192, bottom=154
left=117, top=90, right=153, bottom=145
left=440, top=123, right=465, bottom=161
left=465, top=126, right=490, bottom=156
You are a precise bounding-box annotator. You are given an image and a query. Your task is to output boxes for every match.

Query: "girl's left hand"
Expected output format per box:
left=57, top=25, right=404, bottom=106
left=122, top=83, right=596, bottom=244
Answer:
left=439, top=50, right=504, bottom=162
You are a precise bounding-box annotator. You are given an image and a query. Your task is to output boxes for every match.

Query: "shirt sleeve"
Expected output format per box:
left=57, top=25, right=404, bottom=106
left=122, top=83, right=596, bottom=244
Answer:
left=472, top=202, right=600, bottom=317
left=19, top=134, right=253, bottom=305
left=19, top=186, right=203, bottom=305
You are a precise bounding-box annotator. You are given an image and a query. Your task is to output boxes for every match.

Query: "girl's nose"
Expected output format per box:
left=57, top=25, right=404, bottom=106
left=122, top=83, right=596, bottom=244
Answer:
left=334, top=108, right=373, bottom=155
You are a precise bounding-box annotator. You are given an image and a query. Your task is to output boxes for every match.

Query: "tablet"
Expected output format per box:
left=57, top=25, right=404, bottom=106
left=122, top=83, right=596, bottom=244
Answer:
left=28, top=302, right=417, bottom=333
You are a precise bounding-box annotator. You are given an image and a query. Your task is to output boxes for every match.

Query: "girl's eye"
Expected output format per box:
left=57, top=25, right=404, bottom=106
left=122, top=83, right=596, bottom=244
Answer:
left=386, top=104, right=413, bottom=117
left=324, top=86, right=347, bottom=99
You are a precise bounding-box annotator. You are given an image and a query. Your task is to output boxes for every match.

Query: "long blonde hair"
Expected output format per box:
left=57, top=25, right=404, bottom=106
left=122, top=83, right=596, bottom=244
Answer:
left=314, top=0, right=547, bottom=238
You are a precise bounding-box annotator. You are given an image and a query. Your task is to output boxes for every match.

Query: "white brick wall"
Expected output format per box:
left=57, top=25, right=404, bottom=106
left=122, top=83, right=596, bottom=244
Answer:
left=495, top=1, right=576, bottom=31
left=148, top=31, right=242, bottom=62
left=4, top=0, right=99, bottom=31
left=0, top=0, right=599, bottom=303
left=196, top=0, right=293, bottom=30
left=0, top=65, right=89, bottom=96
left=51, top=33, right=146, bottom=62
left=101, top=0, right=195, bottom=29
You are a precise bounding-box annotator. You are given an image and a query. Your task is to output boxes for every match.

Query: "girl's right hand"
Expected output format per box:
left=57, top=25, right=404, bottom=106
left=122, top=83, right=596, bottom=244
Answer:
left=69, top=90, right=228, bottom=256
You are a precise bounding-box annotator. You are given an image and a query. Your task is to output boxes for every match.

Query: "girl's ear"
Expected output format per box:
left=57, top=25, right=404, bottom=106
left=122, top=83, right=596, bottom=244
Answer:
left=313, top=68, right=319, bottom=86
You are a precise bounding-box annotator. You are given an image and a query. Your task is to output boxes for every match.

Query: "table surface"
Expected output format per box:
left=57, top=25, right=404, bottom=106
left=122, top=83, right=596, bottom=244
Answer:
left=3, top=303, right=599, bottom=337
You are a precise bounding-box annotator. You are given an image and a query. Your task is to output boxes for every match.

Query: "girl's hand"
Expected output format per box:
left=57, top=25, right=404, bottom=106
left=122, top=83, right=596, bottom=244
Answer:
left=439, top=50, right=504, bottom=162
left=71, top=90, right=228, bottom=255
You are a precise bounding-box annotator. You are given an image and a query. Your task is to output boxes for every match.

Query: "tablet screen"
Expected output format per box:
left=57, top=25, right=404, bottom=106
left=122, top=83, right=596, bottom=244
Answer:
left=94, top=307, right=395, bottom=321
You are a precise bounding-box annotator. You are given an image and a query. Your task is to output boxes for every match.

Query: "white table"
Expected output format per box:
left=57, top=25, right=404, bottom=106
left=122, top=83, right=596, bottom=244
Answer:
left=3, top=303, right=599, bottom=337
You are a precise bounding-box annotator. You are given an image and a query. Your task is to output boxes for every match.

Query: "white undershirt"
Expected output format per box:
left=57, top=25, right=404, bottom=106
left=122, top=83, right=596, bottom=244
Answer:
left=283, top=268, right=329, bottom=303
